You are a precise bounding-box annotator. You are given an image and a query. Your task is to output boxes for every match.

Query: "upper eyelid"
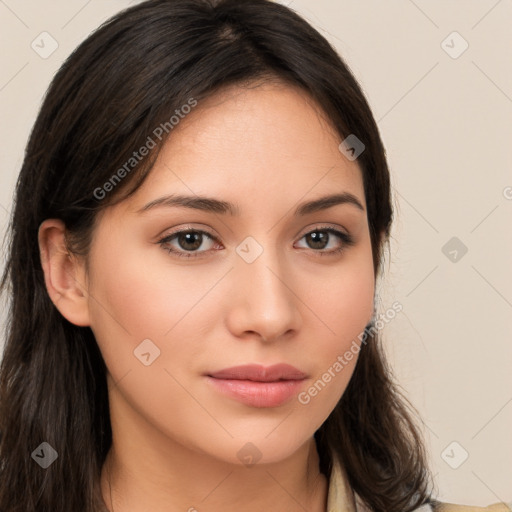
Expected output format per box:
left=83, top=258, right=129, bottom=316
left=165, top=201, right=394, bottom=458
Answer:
left=296, top=223, right=349, bottom=238
left=160, top=226, right=218, bottom=241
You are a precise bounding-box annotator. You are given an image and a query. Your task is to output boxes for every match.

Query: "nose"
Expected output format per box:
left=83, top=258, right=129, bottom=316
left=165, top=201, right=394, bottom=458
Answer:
left=224, top=243, right=302, bottom=343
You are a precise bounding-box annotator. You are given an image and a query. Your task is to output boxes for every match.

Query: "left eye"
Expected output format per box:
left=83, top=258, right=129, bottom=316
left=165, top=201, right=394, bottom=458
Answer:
left=295, top=228, right=354, bottom=254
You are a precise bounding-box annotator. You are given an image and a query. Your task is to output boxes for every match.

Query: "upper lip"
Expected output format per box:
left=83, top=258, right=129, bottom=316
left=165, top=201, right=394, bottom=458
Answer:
left=207, top=364, right=307, bottom=382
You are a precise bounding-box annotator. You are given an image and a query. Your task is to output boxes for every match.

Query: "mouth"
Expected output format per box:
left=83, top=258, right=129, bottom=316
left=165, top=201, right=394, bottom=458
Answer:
left=205, top=364, right=308, bottom=408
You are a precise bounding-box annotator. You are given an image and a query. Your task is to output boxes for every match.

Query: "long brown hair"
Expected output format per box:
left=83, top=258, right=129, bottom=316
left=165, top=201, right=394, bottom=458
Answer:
left=0, top=1, right=432, bottom=510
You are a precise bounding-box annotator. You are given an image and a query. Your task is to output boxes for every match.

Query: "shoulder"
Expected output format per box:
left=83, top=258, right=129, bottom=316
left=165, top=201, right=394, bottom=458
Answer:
left=432, top=502, right=512, bottom=512
left=328, top=455, right=512, bottom=512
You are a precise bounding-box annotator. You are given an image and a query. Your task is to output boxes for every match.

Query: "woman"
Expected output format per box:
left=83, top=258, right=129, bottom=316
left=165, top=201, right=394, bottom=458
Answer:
left=0, top=0, right=509, bottom=511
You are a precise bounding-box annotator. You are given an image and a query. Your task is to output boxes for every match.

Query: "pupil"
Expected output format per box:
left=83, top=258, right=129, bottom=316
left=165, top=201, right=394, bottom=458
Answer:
left=308, top=231, right=327, bottom=249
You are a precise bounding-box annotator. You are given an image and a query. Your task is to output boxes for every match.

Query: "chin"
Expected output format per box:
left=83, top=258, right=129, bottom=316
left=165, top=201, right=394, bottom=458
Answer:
left=205, top=429, right=312, bottom=468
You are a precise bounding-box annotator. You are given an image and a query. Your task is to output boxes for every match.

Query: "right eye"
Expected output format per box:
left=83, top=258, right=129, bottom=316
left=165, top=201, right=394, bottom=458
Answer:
left=158, top=229, right=222, bottom=258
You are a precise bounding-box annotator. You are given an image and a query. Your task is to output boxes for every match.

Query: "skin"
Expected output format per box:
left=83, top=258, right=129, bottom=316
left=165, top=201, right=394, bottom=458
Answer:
left=38, top=81, right=376, bottom=512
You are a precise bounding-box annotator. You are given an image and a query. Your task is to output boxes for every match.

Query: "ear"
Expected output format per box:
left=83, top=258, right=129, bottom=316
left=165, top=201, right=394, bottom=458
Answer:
left=38, top=219, right=91, bottom=327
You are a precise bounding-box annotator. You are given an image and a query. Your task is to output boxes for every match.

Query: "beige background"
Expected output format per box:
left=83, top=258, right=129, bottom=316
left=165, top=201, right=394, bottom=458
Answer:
left=1, top=0, right=511, bottom=506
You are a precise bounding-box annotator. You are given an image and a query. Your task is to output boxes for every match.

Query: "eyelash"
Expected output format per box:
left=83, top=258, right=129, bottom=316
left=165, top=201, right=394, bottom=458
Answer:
left=157, top=225, right=355, bottom=259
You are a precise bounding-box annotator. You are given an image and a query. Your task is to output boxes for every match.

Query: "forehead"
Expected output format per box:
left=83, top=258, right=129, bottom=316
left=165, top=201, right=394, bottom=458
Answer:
left=124, top=82, right=366, bottom=214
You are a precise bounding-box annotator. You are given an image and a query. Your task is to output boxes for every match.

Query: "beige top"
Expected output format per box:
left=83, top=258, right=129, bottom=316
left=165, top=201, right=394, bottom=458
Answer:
left=326, top=456, right=512, bottom=512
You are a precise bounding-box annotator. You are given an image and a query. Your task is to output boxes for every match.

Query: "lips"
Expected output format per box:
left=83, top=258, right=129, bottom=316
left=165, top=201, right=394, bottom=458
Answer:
left=208, top=364, right=307, bottom=382
left=206, top=364, right=308, bottom=408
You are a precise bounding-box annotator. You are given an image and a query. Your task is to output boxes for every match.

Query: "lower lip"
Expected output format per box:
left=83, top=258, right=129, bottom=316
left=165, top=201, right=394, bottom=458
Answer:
left=206, top=377, right=305, bottom=408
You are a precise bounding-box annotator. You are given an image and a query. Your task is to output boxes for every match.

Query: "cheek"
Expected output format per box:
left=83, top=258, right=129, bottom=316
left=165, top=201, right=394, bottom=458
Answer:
left=85, top=236, right=221, bottom=379
left=301, top=240, right=375, bottom=349
left=294, top=243, right=375, bottom=417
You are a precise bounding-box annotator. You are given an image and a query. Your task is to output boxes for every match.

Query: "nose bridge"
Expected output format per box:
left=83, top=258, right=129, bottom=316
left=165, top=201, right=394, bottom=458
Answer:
left=228, top=235, right=301, bottom=340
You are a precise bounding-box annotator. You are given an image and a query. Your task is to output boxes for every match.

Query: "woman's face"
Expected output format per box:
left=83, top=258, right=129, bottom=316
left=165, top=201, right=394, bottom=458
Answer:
left=84, top=82, right=375, bottom=465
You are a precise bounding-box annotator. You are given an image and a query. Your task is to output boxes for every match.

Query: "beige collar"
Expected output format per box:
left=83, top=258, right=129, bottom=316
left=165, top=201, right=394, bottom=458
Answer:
left=326, top=456, right=371, bottom=512
left=326, top=456, right=356, bottom=512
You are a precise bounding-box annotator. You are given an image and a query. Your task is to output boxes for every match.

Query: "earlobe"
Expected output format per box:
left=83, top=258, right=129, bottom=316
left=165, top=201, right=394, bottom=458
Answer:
left=38, top=219, right=91, bottom=327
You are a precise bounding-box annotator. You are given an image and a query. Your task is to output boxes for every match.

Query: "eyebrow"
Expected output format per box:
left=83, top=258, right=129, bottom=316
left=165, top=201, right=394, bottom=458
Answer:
left=137, top=192, right=365, bottom=215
